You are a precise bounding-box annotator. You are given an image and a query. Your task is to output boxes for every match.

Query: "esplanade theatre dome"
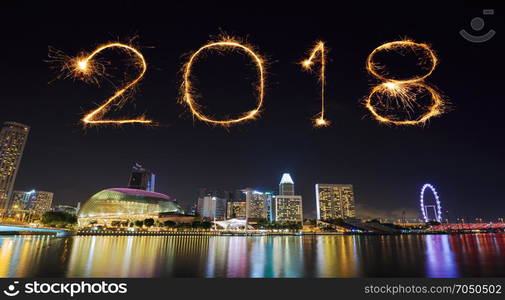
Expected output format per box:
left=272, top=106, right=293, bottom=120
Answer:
left=78, top=188, right=184, bottom=226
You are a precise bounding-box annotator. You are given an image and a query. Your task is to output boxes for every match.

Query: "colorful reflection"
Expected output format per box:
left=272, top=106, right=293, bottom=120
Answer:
left=1, top=234, right=505, bottom=277
left=425, top=235, right=459, bottom=277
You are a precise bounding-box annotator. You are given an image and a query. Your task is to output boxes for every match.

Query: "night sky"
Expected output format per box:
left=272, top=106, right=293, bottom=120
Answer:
left=1, top=1, right=503, bottom=220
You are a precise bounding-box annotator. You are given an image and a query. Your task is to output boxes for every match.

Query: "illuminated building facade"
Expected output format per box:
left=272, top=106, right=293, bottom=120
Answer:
left=244, top=188, right=267, bottom=221
left=77, top=188, right=184, bottom=227
left=197, top=195, right=227, bottom=219
left=274, top=173, right=303, bottom=222
left=9, top=190, right=54, bottom=220
left=274, top=195, right=303, bottom=222
left=226, top=201, right=246, bottom=219
left=265, top=192, right=274, bottom=222
left=128, top=163, right=155, bottom=192
left=316, top=184, right=356, bottom=220
left=279, top=173, right=294, bottom=195
left=0, top=122, right=29, bottom=214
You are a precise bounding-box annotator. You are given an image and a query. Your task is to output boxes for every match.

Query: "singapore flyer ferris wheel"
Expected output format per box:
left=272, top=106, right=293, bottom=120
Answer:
left=419, top=183, right=442, bottom=223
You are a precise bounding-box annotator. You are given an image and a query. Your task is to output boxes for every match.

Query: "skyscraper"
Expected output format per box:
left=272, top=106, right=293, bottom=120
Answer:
left=274, top=173, right=303, bottom=223
left=279, top=173, right=294, bottom=195
left=9, top=190, right=53, bottom=220
left=226, top=201, right=247, bottom=219
left=128, top=163, right=155, bottom=192
left=274, top=195, right=303, bottom=222
left=197, top=195, right=226, bottom=219
left=264, top=191, right=274, bottom=222
left=244, top=188, right=267, bottom=222
left=315, top=184, right=356, bottom=220
left=0, top=122, right=29, bottom=214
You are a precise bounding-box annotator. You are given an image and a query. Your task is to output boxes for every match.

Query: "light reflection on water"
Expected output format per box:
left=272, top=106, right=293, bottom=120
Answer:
left=1, top=234, right=505, bottom=278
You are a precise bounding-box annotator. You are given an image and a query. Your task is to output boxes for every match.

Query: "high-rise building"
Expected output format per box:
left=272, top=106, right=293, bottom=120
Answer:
left=9, top=190, right=53, bottom=220
left=223, top=189, right=247, bottom=219
left=279, top=173, right=294, bottom=195
left=226, top=201, right=247, bottom=219
left=244, top=188, right=267, bottom=222
left=274, top=173, right=303, bottom=223
left=233, top=189, right=246, bottom=202
left=264, top=192, right=274, bottom=222
left=199, top=189, right=233, bottom=202
left=274, top=195, right=303, bottom=222
left=315, top=184, right=356, bottom=220
left=0, top=122, right=30, bottom=214
left=128, top=163, right=155, bottom=192
left=197, top=196, right=227, bottom=219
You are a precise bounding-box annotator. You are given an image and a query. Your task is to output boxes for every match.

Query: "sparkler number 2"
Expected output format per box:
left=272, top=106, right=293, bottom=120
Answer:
left=71, top=43, right=152, bottom=125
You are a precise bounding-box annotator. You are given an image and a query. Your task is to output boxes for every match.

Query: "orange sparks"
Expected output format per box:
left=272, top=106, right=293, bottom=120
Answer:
left=364, top=40, right=445, bottom=126
left=301, top=41, right=329, bottom=127
left=181, top=38, right=266, bottom=126
left=69, top=42, right=152, bottom=126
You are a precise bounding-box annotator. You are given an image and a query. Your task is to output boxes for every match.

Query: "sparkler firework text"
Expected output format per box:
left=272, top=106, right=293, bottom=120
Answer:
left=181, top=38, right=266, bottom=126
left=364, top=40, right=445, bottom=126
left=50, top=36, right=449, bottom=129
left=301, top=41, right=329, bottom=127
left=56, top=42, right=152, bottom=126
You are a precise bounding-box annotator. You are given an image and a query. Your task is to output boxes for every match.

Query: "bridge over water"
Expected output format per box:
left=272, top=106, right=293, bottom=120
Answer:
left=0, top=225, right=71, bottom=236
left=429, top=223, right=505, bottom=232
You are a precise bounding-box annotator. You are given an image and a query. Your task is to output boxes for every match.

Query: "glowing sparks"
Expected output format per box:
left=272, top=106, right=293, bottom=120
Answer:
left=77, top=60, right=88, bottom=72
left=181, top=38, right=266, bottom=126
left=301, top=41, right=329, bottom=127
left=364, top=40, right=445, bottom=126
left=62, top=42, right=152, bottom=125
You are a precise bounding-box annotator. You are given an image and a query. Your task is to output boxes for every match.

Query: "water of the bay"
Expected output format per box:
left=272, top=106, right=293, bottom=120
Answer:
left=1, top=233, right=504, bottom=278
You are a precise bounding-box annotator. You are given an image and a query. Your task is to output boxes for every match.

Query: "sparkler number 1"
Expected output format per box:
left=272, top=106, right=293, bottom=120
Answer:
left=301, top=42, right=329, bottom=127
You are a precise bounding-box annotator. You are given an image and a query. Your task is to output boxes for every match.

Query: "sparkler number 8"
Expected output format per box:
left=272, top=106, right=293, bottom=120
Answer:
left=364, top=40, right=445, bottom=125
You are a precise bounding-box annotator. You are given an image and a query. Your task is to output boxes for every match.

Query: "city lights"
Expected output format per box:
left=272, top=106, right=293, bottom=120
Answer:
left=181, top=37, right=266, bottom=126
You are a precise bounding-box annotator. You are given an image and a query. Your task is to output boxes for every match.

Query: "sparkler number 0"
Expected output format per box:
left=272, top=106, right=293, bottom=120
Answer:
left=182, top=41, right=266, bottom=126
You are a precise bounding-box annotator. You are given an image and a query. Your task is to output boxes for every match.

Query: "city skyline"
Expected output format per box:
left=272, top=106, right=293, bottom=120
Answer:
left=0, top=3, right=503, bottom=221
left=0, top=121, right=496, bottom=222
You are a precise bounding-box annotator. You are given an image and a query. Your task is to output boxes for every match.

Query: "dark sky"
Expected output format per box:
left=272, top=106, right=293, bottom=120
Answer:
left=0, top=1, right=503, bottom=220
